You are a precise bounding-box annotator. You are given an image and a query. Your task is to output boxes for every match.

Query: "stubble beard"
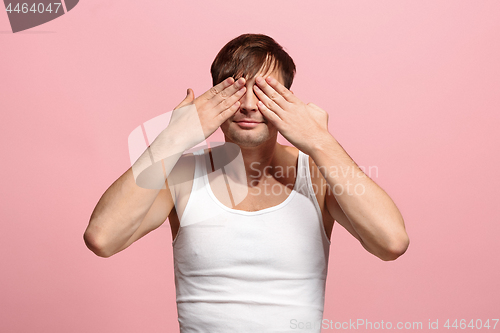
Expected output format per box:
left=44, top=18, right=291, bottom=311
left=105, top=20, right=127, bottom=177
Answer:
left=224, top=123, right=273, bottom=148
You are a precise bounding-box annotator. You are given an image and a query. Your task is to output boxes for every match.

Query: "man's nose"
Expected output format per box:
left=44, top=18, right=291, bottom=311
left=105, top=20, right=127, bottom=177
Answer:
left=239, top=85, right=259, bottom=113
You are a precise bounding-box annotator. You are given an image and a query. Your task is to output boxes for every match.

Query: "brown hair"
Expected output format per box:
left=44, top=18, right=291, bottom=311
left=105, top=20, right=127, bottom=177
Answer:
left=210, top=34, right=296, bottom=89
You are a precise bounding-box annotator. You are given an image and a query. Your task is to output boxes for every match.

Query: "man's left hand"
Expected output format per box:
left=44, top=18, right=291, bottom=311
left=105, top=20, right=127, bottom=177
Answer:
left=254, top=76, right=332, bottom=154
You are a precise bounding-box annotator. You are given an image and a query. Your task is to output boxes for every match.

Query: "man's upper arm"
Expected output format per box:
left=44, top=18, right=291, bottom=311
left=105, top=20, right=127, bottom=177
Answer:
left=113, top=153, right=196, bottom=254
left=114, top=181, right=175, bottom=254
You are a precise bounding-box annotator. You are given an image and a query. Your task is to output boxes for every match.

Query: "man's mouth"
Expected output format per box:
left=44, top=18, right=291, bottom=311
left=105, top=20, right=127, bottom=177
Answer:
left=235, top=120, right=261, bottom=123
left=234, top=119, right=263, bottom=128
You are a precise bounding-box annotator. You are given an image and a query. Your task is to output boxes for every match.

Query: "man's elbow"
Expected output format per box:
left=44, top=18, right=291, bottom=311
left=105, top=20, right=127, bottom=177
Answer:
left=83, top=230, right=114, bottom=258
left=378, top=235, right=410, bottom=261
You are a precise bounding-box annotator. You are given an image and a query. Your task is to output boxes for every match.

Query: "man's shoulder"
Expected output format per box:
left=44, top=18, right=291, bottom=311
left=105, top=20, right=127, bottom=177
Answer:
left=278, top=144, right=327, bottom=187
left=282, top=144, right=300, bottom=155
left=277, top=145, right=318, bottom=174
left=275, top=144, right=300, bottom=165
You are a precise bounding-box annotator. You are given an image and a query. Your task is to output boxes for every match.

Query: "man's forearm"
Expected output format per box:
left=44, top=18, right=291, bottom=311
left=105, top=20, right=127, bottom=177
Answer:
left=309, top=135, right=409, bottom=259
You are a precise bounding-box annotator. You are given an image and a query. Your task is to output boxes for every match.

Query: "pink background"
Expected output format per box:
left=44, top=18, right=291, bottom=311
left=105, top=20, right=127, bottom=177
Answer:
left=1, top=0, right=499, bottom=332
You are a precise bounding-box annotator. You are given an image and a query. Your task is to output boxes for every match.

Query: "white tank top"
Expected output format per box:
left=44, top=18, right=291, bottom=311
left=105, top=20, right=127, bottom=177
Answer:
left=172, top=150, right=331, bottom=332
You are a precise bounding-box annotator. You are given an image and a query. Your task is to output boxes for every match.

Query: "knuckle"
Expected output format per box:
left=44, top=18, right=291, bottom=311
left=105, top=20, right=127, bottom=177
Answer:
left=210, top=87, right=219, bottom=95
left=221, top=99, right=230, bottom=108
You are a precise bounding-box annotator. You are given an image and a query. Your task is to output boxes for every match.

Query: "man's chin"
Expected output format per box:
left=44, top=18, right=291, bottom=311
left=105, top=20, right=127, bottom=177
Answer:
left=226, top=129, right=270, bottom=148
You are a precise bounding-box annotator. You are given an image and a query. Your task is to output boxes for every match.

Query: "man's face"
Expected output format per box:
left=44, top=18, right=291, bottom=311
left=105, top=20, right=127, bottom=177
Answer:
left=220, top=68, right=285, bottom=148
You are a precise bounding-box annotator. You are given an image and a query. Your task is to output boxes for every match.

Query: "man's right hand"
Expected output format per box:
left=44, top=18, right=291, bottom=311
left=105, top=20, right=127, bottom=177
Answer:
left=170, top=77, right=247, bottom=142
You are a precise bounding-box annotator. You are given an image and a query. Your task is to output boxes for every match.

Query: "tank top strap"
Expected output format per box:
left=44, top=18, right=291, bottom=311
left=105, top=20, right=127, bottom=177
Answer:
left=192, top=149, right=207, bottom=190
left=294, top=150, right=311, bottom=196
left=295, top=150, right=323, bottom=221
left=178, top=149, right=215, bottom=227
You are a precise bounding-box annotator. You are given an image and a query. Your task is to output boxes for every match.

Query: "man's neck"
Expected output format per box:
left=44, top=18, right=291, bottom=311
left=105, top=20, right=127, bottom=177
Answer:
left=240, top=142, right=279, bottom=179
left=222, top=137, right=284, bottom=184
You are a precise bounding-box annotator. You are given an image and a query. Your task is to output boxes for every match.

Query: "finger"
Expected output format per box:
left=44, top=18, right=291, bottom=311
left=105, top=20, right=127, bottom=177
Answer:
left=253, top=84, right=284, bottom=118
left=217, top=100, right=241, bottom=123
left=173, top=88, right=195, bottom=110
left=209, top=77, right=246, bottom=109
left=257, top=100, right=283, bottom=125
left=252, top=76, right=289, bottom=110
left=266, top=76, right=300, bottom=104
left=199, top=77, right=235, bottom=102
left=257, top=75, right=300, bottom=105
left=213, top=85, right=246, bottom=115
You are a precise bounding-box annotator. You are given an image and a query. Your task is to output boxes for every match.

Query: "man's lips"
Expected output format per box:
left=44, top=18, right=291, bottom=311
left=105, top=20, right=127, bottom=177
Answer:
left=233, top=119, right=264, bottom=128
left=234, top=120, right=262, bottom=123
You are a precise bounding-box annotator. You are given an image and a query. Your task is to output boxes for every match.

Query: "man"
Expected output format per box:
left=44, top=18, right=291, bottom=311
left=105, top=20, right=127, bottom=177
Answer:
left=84, top=33, right=409, bottom=332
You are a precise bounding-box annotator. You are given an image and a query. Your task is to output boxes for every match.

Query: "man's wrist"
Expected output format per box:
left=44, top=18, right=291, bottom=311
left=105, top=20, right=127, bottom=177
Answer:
left=306, top=133, right=339, bottom=159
